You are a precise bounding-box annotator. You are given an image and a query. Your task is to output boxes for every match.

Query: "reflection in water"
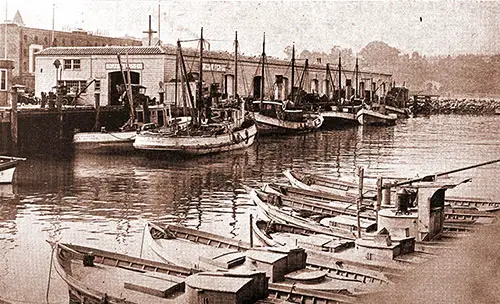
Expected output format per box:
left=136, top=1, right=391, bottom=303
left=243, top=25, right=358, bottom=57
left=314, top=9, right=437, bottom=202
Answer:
left=0, top=115, right=498, bottom=302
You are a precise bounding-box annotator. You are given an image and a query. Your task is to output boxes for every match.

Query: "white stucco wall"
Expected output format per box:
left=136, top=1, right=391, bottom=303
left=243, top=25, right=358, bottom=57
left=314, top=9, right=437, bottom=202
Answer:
left=35, top=53, right=165, bottom=106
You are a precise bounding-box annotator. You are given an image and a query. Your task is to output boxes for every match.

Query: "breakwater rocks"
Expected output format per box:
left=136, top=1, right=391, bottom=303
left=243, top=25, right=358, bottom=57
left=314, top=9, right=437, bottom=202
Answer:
left=411, top=98, right=500, bottom=115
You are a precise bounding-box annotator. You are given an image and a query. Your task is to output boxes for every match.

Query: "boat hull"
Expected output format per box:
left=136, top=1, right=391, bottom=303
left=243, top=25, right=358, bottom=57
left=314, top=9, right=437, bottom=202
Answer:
left=133, top=123, right=257, bottom=155
left=356, top=109, right=397, bottom=126
left=72, top=131, right=136, bottom=154
left=253, top=112, right=323, bottom=135
left=0, top=156, right=25, bottom=184
left=320, top=110, right=359, bottom=128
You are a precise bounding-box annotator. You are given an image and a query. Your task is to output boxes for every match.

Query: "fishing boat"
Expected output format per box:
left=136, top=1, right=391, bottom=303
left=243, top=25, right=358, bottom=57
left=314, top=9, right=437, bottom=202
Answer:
left=146, top=222, right=375, bottom=300
left=72, top=53, right=150, bottom=154
left=51, top=242, right=273, bottom=304
left=134, top=30, right=258, bottom=156
left=0, top=156, right=25, bottom=184
left=285, top=158, right=500, bottom=212
left=356, top=106, right=398, bottom=126
left=249, top=38, right=324, bottom=135
left=319, top=56, right=362, bottom=128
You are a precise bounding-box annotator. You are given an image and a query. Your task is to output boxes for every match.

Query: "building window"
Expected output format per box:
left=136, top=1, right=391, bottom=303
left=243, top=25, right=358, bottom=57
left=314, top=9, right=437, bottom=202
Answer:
left=44, top=37, right=48, bottom=45
left=24, top=35, right=27, bottom=42
left=58, top=80, right=87, bottom=93
left=34, top=36, right=38, bottom=44
left=94, top=80, right=101, bottom=92
left=63, top=59, right=81, bottom=70
left=0, top=69, right=7, bottom=91
left=62, top=38, right=66, bottom=45
left=23, top=62, right=27, bottom=72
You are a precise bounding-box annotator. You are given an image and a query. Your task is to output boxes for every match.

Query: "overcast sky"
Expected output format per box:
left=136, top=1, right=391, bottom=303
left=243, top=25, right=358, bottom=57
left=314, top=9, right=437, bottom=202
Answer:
left=4, top=0, right=500, bottom=58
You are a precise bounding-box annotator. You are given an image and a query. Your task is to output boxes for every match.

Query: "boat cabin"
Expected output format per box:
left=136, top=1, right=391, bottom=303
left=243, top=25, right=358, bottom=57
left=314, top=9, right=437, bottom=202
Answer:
left=251, top=100, right=305, bottom=122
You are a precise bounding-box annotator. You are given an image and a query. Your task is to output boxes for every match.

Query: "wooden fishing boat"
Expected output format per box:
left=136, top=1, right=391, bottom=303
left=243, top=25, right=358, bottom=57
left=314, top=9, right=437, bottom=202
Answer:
left=285, top=168, right=500, bottom=213
left=251, top=101, right=324, bottom=134
left=146, top=222, right=373, bottom=299
left=356, top=107, right=397, bottom=126
left=134, top=115, right=257, bottom=155
left=0, top=156, right=25, bottom=184
left=73, top=129, right=138, bottom=154
left=134, top=30, right=258, bottom=156
left=251, top=218, right=424, bottom=278
left=52, top=242, right=275, bottom=304
left=249, top=39, right=324, bottom=135
left=320, top=106, right=360, bottom=127
left=250, top=188, right=361, bottom=240
left=51, top=242, right=195, bottom=304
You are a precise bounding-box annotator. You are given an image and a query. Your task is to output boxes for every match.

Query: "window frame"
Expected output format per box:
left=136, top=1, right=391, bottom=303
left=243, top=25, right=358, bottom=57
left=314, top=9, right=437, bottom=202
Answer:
left=0, top=69, right=7, bottom=91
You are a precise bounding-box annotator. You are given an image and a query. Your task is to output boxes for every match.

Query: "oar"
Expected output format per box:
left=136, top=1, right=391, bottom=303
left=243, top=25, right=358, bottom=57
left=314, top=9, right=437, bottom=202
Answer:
left=393, top=158, right=500, bottom=187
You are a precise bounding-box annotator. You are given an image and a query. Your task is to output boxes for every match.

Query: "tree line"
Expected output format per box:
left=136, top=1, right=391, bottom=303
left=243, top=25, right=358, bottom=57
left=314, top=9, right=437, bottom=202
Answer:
left=287, top=41, right=500, bottom=98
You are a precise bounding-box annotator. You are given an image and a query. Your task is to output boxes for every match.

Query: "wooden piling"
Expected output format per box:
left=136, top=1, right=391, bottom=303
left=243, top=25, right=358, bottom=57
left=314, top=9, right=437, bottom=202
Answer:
left=10, top=87, right=18, bottom=153
left=357, top=167, right=364, bottom=238
left=249, top=213, right=254, bottom=248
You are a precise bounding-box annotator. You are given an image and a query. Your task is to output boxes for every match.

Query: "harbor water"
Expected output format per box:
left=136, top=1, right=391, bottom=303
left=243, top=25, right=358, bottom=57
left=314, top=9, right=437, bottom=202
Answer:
left=0, top=114, right=499, bottom=303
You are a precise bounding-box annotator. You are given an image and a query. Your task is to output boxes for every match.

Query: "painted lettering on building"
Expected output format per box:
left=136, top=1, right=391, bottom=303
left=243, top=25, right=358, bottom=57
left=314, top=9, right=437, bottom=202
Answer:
left=105, top=63, right=144, bottom=70
left=202, top=63, right=226, bottom=72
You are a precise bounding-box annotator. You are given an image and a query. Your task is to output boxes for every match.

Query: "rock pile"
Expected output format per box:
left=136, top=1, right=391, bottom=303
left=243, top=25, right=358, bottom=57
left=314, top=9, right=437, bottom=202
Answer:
left=411, top=98, right=500, bottom=115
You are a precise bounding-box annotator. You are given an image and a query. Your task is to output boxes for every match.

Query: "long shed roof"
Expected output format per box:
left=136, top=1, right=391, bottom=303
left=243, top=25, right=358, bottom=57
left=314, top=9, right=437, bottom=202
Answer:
left=36, top=46, right=165, bottom=56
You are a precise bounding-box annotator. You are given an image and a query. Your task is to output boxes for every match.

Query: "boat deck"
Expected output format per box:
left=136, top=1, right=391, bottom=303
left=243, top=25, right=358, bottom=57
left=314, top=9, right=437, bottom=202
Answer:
left=69, top=259, right=186, bottom=303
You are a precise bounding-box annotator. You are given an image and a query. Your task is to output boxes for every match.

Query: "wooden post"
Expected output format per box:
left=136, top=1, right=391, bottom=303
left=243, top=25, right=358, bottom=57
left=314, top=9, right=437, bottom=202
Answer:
left=357, top=167, right=364, bottom=238
left=249, top=213, right=254, bottom=248
left=376, top=176, right=383, bottom=227
left=10, top=87, right=18, bottom=153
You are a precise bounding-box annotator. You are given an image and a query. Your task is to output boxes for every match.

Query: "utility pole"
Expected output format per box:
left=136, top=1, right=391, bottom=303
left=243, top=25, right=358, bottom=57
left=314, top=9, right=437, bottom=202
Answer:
left=51, top=4, right=55, bottom=46
left=142, top=15, right=157, bottom=46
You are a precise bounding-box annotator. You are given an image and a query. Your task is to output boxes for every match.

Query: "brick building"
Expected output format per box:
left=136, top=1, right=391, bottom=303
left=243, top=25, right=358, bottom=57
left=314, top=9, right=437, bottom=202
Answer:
left=35, top=44, right=393, bottom=108
left=0, top=10, right=141, bottom=95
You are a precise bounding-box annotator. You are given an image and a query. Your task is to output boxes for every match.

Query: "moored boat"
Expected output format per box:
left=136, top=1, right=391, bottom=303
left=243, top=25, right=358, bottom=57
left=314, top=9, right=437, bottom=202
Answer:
left=51, top=242, right=272, bottom=304
left=146, top=222, right=372, bottom=299
left=356, top=107, right=397, bottom=126
left=0, top=156, right=26, bottom=184
left=134, top=30, right=258, bottom=156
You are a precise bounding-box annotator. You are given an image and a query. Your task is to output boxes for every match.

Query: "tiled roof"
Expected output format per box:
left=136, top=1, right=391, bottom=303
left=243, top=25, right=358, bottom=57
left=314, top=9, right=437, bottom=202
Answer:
left=36, top=46, right=165, bottom=56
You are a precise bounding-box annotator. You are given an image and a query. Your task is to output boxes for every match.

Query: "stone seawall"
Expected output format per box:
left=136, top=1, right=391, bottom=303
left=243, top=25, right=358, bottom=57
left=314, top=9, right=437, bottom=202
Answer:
left=411, top=98, right=500, bottom=115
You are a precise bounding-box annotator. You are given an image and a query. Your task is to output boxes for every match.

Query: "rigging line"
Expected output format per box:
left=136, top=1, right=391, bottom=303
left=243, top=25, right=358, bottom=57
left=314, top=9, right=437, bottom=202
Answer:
left=178, top=38, right=200, bottom=43
left=240, top=64, right=249, bottom=96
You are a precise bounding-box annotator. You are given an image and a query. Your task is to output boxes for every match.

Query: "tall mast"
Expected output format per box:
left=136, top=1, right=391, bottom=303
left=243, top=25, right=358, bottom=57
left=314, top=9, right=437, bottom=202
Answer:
left=338, top=53, right=342, bottom=103
left=355, top=57, right=359, bottom=98
left=260, top=32, right=265, bottom=105
left=198, top=27, right=204, bottom=113
left=291, top=43, right=295, bottom=103
left=157, top=1, right=161, bottom=45
left=234, top=31, right=238, bottom=98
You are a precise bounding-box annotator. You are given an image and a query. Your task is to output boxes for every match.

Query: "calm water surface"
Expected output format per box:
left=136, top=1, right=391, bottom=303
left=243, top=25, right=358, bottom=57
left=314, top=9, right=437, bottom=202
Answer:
left=0, top=115, right=499, bottom=303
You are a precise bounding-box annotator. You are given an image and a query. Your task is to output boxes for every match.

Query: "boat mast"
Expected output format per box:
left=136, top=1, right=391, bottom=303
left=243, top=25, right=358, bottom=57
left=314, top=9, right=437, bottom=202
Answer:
left=338, top=53, right=342, bottom=104
left=355, top=57, right=359, bottom=99
left=260, top=32, right=265, bottom=106
left=198, top=27, right=204, bottom=124
left=291, top=43, right=295, bottom=103
left=234, top=31, right=238, bottom=99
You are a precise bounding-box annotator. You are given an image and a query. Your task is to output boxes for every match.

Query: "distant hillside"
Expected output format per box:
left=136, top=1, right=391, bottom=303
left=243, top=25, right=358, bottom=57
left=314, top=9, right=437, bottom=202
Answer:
left=292, top=41, right=500, bottom=98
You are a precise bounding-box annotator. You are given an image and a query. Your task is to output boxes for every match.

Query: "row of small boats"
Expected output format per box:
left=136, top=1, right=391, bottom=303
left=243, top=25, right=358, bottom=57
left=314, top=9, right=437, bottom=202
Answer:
left=51, top=160, right=499, bottom=303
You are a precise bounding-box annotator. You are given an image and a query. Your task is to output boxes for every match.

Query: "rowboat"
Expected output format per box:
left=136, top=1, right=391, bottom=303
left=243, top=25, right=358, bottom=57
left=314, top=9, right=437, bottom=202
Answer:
left=146, top=222, right=369, bottom=300
left=356, top=108, right=397, bottom=126
left=284, top=169, right=500, bottom=213
left=0, top=156, right=25, bottom=184
left=51, top=242, right=272, bottom=304
left=51, top=242, right=194, bottom=304
left=73, top=129, right=137, bottom=154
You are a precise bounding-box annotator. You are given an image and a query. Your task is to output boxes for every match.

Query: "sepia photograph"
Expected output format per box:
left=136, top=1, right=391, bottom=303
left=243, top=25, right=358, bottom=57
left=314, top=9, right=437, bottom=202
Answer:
left=0, top=0, right=499, bottom=303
